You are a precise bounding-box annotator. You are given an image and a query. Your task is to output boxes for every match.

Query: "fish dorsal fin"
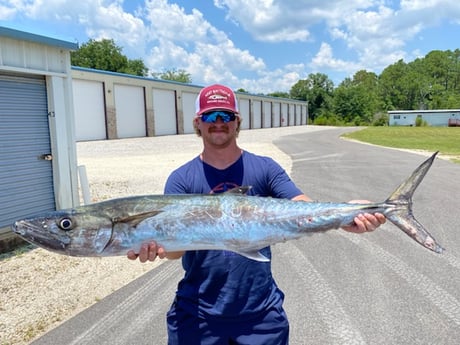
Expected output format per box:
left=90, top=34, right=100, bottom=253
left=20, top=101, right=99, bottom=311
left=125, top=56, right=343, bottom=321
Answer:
left=112, top=210, right=163, bottom=227
left=225, top=186, right=252, bottom=195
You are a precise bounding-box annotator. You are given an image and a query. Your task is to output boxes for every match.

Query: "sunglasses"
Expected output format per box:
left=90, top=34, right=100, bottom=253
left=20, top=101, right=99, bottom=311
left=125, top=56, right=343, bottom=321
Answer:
left=200, top=111, right=237, bottom=123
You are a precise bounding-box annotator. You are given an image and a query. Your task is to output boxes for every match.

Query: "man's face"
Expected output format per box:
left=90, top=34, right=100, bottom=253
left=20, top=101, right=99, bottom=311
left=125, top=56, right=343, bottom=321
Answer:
left=195, top=111, right=241, bottom=147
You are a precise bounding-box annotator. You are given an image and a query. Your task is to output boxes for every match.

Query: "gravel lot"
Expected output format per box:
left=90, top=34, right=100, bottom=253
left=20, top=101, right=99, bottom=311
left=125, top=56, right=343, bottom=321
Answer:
left=0, top=126, right=329, bottom=345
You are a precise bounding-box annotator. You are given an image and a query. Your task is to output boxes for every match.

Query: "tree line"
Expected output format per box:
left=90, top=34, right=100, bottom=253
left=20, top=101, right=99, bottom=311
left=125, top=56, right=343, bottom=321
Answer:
left=71, top=39, right=460, bottom=126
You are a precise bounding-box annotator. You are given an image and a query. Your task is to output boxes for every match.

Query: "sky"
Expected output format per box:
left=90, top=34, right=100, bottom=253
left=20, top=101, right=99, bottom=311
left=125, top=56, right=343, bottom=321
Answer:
left=1, top=0, right=460, bottom=94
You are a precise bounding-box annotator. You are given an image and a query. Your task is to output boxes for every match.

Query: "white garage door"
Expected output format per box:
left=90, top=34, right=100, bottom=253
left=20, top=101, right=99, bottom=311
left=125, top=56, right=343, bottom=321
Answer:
left=115, top=84, right=146, bottom=138
left=72, top=79, right=106, bottom=141
left=153, top=89, right=177, bottom=136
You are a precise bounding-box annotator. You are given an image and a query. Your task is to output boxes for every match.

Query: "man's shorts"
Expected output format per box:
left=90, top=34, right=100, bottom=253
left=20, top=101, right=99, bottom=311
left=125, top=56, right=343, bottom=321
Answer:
left=166, top=301, right=289, bottom=345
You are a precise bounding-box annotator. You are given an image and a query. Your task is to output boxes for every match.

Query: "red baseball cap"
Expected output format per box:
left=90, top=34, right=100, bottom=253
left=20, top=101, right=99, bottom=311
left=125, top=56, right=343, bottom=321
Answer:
left=195, top=84, right=239, bottom=115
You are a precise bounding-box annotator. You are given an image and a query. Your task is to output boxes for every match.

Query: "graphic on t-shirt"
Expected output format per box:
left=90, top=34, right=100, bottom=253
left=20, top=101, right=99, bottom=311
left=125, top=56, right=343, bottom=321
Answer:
left=209, top=182, right=240, bottom=194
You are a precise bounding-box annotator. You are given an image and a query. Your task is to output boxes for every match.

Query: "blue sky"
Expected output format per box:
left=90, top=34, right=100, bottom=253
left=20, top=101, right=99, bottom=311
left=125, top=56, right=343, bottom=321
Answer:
left=1, top=0, right=460, bottom=94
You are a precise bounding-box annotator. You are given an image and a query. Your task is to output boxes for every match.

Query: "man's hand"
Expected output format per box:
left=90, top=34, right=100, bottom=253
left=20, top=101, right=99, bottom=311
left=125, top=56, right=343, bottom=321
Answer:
left=127, top=241, right=166, bottom=263
left=342, top=200, right=386, bottom=233
left=127, top=241, right=184, bottom=262
left=343, top=212, right=386, bottom=233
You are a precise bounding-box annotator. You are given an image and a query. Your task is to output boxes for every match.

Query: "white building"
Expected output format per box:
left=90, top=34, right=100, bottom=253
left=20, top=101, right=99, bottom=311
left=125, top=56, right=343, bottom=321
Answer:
left=388, top=109, right=460, bottom=126
left=0, top=27, right=79, bottom=250
left=71, top=67, right=308, bottom=141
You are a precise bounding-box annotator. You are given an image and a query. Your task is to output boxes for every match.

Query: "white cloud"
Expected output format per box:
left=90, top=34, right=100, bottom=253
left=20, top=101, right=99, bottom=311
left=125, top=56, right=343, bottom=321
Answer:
left=1, top=0, right=147, bottom=50
left=216, top=0, right=460, bottom=76
left=2, top=0, right=460, bottom=93
left=310, top=43, right=361, bottom=73
left=214, top=0, right=315, bottom=42
left=0, top=4, right=17, bottom=19
left=141, top=0, right=268, bottom=88
left=86, top=3, right=147, bottom=48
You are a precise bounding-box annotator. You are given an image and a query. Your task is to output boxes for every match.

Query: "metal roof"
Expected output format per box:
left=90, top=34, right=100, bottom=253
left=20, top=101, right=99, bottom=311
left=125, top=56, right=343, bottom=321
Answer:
left=0, top=26, right=78, bottom=50
left=388, top=109, right=460, bottom=114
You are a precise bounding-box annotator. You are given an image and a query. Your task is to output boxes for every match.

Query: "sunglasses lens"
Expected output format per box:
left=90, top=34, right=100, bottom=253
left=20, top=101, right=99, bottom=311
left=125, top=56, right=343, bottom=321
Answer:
left=201, top=111, right=236, bottom=123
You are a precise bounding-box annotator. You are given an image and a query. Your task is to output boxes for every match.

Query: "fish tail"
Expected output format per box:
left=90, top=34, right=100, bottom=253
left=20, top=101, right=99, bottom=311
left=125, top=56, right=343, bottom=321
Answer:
left=384, top=152, right=444, bottom=253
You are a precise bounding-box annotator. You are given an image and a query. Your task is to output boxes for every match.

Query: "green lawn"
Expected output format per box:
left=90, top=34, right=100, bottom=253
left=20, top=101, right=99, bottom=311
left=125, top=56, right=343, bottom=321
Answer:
left=342, top=127, right=460, bottom=162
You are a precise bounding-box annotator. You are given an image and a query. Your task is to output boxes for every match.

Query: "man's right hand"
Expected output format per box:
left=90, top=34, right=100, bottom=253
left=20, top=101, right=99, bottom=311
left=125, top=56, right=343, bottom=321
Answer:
left=127, top=241, right=166, bottom=263
left=127, top=241, right=184, bottom=262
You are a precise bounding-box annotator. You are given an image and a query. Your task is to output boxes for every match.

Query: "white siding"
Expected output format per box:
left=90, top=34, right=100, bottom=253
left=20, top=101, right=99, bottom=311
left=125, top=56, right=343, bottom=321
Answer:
left=0, top=36, right=69, bottom=74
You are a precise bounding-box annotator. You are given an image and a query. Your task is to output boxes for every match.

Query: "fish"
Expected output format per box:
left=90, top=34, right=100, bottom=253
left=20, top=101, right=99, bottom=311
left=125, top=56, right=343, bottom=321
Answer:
left=12, top=152, right=444, bottom=262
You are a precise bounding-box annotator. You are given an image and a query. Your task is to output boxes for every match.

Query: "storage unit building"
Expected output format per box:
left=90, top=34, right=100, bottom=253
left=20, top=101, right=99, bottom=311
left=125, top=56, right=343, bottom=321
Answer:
left=0, top=27, right=79, bottom=250
left=71, top=67, right=309, bottom=141
left=388, top=109, right=460, bottom=126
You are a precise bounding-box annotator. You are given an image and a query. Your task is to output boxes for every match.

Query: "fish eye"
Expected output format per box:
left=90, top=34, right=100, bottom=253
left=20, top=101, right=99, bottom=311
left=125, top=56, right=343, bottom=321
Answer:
left=58, top=217, right=74, bottom=231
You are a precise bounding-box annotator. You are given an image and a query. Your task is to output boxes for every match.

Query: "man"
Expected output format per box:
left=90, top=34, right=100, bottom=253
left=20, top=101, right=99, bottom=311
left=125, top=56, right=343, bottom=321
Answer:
left=128, top=84, right=385, bottom=344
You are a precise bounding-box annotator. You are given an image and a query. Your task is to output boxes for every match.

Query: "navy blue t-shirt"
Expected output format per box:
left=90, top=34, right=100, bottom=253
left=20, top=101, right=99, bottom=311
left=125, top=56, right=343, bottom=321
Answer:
left=164, top=150, right=303, bottom=319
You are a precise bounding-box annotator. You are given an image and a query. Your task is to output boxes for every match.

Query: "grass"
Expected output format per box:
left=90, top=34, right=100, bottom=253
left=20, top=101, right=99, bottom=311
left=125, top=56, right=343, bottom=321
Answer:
left=342, top=127, right=460, bottom=163
left=0, top=243, right=36, bottom=261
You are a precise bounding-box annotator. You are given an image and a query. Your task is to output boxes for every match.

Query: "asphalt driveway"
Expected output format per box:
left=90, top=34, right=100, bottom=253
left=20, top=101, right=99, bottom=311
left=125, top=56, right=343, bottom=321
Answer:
left=32, top=127, right=460, bottom=345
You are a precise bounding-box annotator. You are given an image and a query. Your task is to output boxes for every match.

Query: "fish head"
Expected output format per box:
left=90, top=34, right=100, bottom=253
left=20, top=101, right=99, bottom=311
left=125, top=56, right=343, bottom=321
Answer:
left=12, top=208, right=114, bottom=256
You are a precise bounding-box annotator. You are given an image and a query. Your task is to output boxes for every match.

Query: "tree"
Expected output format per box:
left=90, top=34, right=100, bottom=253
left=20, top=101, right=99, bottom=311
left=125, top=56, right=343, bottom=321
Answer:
left=71, top=39, right=148, bottom=77
left=290, top=73, right=334, bottom=121
left=151, top=69, right=192, bottom=83
left=267, top=91, right=290, bottom=98
left=123, top=59, right=149, bottom=77
left=378, top=59, right=412, bottom=110
left=285, top=48, right=460, bottom=126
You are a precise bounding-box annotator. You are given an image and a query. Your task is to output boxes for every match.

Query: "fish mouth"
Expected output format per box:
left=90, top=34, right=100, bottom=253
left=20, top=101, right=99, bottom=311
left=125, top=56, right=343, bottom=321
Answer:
left=12, top=220, right=70, bottom=251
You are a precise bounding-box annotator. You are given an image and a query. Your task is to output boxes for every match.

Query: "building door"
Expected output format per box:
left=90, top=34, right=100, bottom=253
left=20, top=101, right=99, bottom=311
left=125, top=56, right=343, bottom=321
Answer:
left=0, top=73, right=55, bottom=230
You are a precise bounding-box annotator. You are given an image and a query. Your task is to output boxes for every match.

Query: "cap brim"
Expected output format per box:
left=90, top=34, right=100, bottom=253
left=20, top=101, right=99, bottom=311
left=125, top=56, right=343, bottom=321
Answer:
left=197, top=106, right=239, bottom=115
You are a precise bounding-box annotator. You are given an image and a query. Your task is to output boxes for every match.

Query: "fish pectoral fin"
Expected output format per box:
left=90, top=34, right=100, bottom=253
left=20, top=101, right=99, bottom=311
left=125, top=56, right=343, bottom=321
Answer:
left=113, top=210, right=163, bottom=227
left=236, top=250, right=270, bottom=262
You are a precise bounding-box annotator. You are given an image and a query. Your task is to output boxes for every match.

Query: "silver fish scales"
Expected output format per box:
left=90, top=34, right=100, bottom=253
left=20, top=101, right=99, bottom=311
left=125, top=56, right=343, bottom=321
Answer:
left=12, top=152, right=444, bottom=261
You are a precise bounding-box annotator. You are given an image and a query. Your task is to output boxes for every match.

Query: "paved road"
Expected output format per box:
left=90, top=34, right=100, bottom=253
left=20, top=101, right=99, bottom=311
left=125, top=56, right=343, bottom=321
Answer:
left=32, top=127, right=460, bottom=345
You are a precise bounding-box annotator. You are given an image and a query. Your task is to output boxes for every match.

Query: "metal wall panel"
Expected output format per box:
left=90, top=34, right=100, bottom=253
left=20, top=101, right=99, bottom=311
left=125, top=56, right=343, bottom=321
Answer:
left=0, top=35, right=69, bottom=74
left=0, top=74, right=55, bottom=229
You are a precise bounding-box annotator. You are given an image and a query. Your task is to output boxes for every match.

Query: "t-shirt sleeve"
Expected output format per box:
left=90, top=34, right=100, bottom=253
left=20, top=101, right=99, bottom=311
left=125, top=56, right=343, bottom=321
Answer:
left=164, top=169, right=188, bottom=194
left=164, top=156, right=204, bottom=195
left=266, top=158, right=303, bottom=199
left=243, top=152, right=303, bottom=200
